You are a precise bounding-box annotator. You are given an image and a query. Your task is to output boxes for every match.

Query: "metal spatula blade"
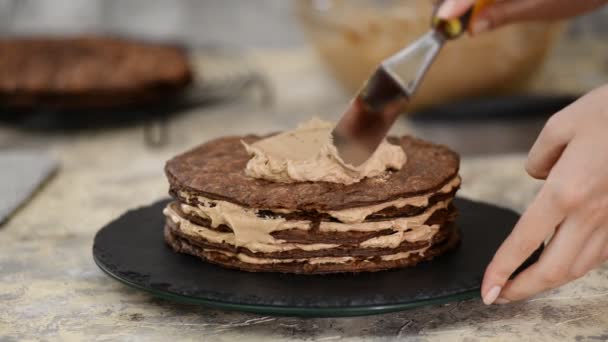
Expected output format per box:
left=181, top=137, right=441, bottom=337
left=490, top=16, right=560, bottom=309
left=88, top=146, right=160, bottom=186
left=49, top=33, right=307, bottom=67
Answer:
left=331, top=0, right=494, bottom=167
left=331, top=30, right=445, bottom=166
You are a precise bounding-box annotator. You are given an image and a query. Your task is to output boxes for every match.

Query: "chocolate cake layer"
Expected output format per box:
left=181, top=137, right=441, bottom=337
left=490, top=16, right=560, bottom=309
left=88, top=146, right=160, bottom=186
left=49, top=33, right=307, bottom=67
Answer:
left=165, top=219, right=454, bottom=259
left=166, top=199, right=455, bottom=252
left=0, top=36, right=192, bottom=109
left=165, top=135, right=459, bottom=211
left=169, top=201, right=456, bottom=244
left=164, top=224, right=460, bottom=274
left=172, top=185, right=459, bottom=223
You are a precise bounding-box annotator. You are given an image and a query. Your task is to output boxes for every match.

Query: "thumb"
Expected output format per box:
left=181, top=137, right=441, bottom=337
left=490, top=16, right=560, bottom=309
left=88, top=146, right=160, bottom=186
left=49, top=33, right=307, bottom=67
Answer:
left=439, top=0, right=542, bottom=35
left=470, top=0, right=540, bottom=34
left=437, top=0, right=477, bottom=19
left=470, top=0, right=608, bottom=35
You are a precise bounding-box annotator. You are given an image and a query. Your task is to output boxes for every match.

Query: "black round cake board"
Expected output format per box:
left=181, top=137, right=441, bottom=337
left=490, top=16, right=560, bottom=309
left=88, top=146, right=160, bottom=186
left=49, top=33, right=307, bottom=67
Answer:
left=93, top=198, right=541, bottom=317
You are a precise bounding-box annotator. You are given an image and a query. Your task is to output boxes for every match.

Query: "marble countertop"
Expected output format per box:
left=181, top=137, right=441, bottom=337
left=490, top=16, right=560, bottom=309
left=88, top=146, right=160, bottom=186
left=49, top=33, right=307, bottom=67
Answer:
left=1, top=36, right=608, bottom=341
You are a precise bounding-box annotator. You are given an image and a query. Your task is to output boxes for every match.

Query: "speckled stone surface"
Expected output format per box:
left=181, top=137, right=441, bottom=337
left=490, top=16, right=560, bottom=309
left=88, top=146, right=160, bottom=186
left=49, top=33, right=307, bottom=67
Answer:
left=1, top=37, right=608, bottom=341
left=0, top=150, right=58, bottom=224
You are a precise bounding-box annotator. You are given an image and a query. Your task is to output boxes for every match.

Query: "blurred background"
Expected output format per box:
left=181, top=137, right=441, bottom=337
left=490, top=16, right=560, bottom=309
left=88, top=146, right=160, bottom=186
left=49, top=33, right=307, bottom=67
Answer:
left=2, top=0, right=608, bottom=221
left=1, top=0, right=607, bottom=151
left=1, top=0, right=607, bottom=47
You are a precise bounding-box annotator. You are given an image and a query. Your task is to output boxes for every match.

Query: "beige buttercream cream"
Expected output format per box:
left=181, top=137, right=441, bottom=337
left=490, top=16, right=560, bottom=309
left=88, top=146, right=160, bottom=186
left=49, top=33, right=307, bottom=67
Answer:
left=326, top=176, right=460, bottom=223
left=359, top=225, right=439, bottom=249
left=179, top=192, right=449, bottom=233
left=319, top=199, right=449, bottom=233
left=204, top=246, right=430, bottom=265
left=177, top=174, right=458, bottom=225
left=164, top=197, right=446, bottom=253
left=379, top=248, right=430, bottom=261
left=164, top=206, right=338, bottom=253
left=209, top=249, right=356, bottom=265
left=179, top=199, right=310, bottom=231
left=243, top=118, right=407, bottom=185
left=176, top=199, right=309, bottom=247
left=175, top=193, right=449, bottom=243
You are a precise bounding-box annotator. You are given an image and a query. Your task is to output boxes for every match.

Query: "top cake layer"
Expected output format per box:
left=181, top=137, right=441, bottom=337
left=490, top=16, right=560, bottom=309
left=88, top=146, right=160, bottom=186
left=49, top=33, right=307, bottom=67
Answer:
left=165, top=134, right=459, bottom=211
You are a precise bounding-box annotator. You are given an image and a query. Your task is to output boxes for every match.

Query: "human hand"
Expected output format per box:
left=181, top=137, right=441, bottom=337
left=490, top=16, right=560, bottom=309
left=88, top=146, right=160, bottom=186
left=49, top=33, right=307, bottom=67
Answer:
left=437, top=0, right=608, bottom=35
left=480, top=85, right=608, bottom=305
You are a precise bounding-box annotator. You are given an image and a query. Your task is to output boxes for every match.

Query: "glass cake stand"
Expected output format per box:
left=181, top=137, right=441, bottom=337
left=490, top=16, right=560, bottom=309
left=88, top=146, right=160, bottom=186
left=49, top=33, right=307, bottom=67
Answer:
left=93, top=198, right=541, bottom=317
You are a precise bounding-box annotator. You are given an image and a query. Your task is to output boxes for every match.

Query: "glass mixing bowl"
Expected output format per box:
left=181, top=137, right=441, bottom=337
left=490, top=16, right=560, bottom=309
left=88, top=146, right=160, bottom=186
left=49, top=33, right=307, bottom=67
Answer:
left=297, top=0, right=561, bottom=109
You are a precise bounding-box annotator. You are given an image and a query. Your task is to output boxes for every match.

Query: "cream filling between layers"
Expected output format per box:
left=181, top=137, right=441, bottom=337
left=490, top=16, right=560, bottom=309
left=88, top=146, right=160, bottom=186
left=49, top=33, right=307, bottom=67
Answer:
left=164, top=198, right=447, bottom=253
left=205, top=246, right=430, bottom=265
left=164, top=205, right=335, bottom=253
left=359, top=225, right=439, bottom=248
left=319, top=200, right=449, bottom=233
left=177, top=175, right=458, bottom=225
left=326, top=176, right=460, bottom=223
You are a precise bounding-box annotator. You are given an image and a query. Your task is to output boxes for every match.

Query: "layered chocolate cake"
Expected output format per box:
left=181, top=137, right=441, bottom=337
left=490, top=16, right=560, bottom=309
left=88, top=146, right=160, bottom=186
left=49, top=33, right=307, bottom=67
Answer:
left=163, top=120, right=461, bottom=274
left=0, top=36, right=192, bottom=109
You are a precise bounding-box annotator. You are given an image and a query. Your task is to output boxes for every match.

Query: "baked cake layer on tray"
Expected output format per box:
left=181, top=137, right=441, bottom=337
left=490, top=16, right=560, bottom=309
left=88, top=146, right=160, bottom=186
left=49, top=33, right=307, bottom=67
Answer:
left=0, top=36, right=192, bottom=109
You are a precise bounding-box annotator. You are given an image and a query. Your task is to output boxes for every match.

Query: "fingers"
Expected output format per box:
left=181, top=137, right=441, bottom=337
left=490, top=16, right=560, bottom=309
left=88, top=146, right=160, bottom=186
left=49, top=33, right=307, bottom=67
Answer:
left=527, top=85, right=608, bottom=179
left=526, top=113, right=574, bottom=180
left=480, top=182, right=566, bottom=304
left=437, top=0, right=476, bottom=19
left=437, top=0, right=546, bottom=34
left=483, top=85, right=608, bottom=304
left=498, top=213, right=595, bottom=302
left=486, top=132, right=608, bottom=303
left=443, top=0, right=608, bottom=35
left=569, top=226, right=608, bottom=278
left=470, top=0, right=608, bottom=35
left=470, top=0, right=543, bottom=34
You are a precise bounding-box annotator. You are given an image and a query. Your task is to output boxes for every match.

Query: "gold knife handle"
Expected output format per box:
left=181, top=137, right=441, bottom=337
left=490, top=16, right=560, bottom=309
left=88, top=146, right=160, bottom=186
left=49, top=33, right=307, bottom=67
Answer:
left=432, top=0, right=495, bottom=39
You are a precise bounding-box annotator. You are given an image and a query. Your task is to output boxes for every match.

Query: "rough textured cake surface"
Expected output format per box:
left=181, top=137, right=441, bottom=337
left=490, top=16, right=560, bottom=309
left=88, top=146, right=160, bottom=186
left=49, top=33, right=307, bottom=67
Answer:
left=165, top=135, right=460, bottom=210
left=0, top=36, right=192, bottom=109
left=163, top=134, right=461, bottom=274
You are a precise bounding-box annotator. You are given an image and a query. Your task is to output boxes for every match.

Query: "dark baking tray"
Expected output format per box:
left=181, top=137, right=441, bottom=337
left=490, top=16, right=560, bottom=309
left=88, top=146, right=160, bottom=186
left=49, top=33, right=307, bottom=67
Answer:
left=0, top=43, right=271, bottom=144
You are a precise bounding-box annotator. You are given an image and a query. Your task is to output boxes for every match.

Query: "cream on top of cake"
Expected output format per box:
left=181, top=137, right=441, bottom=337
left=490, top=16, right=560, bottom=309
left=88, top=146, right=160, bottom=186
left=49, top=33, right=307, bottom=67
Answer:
left=243, top=118, right=407, bottom=185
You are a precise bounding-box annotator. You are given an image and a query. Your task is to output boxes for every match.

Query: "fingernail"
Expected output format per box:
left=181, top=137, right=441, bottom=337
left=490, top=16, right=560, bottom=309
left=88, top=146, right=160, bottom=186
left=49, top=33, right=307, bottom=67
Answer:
left=471, top=19, right=490, bottom=35
left=483, top=286, right=502, bottom=305
left=495, top=297, right=510, bottom=305
left=437, top=0, right=455, bottom=19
